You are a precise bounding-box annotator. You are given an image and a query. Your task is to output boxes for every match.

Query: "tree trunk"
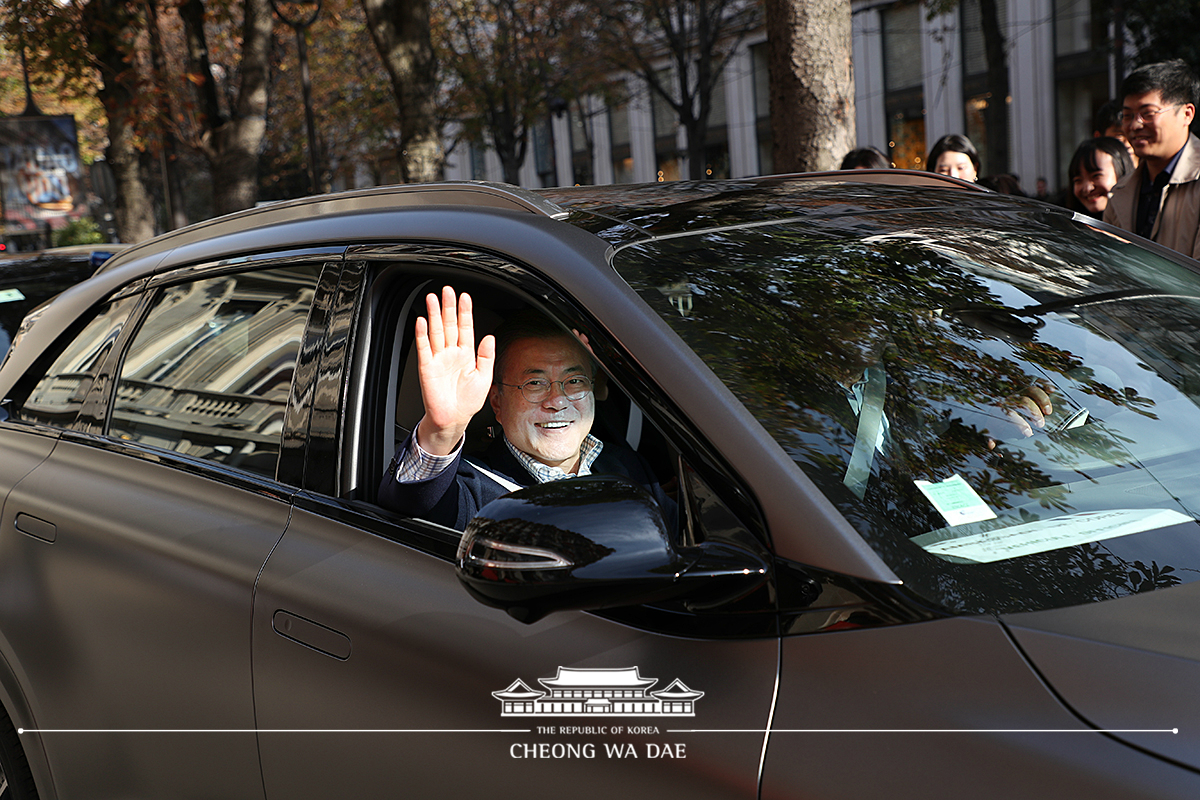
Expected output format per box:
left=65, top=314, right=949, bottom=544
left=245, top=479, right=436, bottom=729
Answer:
left=361, top=0, right=444, bottom=182
left=84, top=0, right=157, bottom=243
left=104, top=101, right=158, bottom=242
left=684, top=115, right=709, bottom=180
left=764, top=0, right=855, bottom=173
left=218, top=0, right=272, bottom=214
left=180, top=0, right=272, bottom=216
left=979, top=0, right=1009, bottom=176
left=144, top=0, right=188, bottom=230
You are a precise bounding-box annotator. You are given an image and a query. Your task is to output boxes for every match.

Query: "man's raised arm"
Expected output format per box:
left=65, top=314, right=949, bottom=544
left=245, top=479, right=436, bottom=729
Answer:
left=413, top=286, right=496, bottom=455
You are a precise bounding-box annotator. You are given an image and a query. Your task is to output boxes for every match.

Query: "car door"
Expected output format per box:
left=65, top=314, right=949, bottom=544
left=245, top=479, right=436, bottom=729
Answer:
left=251, top=250, right=780, bottom=799
left=0, top=255, right=336, bottom=799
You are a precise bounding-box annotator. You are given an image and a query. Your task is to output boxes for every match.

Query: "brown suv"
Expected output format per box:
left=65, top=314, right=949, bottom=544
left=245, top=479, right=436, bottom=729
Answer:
left=0, top=175, right=1196, bottom=799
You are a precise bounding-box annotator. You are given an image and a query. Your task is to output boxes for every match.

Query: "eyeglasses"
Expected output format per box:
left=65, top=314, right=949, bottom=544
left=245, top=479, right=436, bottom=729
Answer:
left=499, top=375, right=594, bottom=402
left=1120, top=105, right=1179, bottom=125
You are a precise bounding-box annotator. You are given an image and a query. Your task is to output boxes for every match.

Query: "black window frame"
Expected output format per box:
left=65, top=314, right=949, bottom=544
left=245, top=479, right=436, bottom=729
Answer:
left=320, top=243, right=768, bottom=558
left=57, top=249, right=345, bottom=489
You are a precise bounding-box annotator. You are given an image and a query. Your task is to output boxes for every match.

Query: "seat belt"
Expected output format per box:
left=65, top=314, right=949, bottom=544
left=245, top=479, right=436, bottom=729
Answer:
left=843, top=365, right=887, bottom=499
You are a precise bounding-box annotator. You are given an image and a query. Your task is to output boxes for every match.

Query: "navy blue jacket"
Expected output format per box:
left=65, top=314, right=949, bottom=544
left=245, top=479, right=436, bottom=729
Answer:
left=377, top=433, right=670, bottom=531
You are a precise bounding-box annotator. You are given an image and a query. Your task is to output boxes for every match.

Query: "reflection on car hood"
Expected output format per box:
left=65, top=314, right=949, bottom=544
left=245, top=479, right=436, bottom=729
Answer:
left=1003, top=580, right=1200, bottom=770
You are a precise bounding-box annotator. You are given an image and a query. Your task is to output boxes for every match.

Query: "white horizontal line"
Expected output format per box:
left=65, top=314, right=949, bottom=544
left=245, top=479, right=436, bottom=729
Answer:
left=20, top=729, right=531, bottom=734
left=668, top=728, right=1179, bottom=734
left=20, top=727, right=1180, bottom=735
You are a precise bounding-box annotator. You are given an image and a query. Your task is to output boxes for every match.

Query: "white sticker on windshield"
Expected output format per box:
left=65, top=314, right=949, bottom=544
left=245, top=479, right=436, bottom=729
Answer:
left=920, top=508, right=1194, bottom=563
left=0, top=289, right=24, bottom=304
left=914, top=474, right=997, bottom=526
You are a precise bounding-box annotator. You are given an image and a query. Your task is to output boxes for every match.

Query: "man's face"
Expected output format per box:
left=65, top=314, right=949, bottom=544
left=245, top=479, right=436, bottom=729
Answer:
left=1122, top=90, right=1195, bottom=163
left=489, top=335, right=595, bottom=472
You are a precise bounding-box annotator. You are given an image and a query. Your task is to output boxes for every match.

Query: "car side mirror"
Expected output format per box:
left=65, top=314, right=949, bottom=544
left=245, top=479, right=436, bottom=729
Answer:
left=455, top=475, right=769, bottom=623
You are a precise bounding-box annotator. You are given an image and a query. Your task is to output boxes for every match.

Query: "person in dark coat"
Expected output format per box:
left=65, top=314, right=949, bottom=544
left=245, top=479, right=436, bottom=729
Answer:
left=378, top=287, right=670, bottom=530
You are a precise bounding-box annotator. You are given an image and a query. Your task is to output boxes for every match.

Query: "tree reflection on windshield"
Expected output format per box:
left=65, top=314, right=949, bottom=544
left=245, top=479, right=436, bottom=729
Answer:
left=616, top=210, right=1200, bottom=614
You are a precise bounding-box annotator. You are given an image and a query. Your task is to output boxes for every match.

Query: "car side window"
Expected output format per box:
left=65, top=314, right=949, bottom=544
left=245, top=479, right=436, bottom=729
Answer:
left=363, top=270, right=681, bottom=532
left=108, top=265, right=321, bottom=478
left=19, top=295, right=141, bottom=428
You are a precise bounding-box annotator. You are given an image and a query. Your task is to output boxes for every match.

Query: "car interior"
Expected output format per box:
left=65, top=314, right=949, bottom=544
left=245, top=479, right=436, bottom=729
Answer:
left=345, top=263, right=678, bottom=524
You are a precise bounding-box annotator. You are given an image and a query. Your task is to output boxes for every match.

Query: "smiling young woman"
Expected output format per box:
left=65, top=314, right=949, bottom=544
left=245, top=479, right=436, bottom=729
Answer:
left=1067, top=137, right=1135, bottom=218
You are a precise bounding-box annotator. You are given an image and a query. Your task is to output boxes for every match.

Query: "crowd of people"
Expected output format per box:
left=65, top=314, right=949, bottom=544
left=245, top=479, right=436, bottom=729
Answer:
left=841, top=58, right=1200, bottom=261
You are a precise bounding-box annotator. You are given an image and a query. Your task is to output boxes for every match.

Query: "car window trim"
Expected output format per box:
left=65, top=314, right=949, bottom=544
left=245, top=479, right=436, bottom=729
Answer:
left=99, top=255, right=341, bottom=486
left=56, top=427, right=299, bottom=502
left=143, top=247, right=345, bottom=291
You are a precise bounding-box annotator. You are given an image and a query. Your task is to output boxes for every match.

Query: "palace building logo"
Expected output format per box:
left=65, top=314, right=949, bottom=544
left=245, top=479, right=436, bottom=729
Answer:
left=493, top=666, right=704, bottom=717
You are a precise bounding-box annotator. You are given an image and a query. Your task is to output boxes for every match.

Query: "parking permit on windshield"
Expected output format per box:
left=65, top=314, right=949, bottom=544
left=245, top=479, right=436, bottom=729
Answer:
left=917, top=508, right=1194, bottom=563
left=914, top=474, right=997, bottom=526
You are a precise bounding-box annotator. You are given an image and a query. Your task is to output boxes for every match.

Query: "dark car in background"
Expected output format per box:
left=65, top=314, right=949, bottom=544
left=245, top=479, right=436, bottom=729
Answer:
left=0, top=245, right=125, bottom=356
left=0, top=174, right=1197, bottom=799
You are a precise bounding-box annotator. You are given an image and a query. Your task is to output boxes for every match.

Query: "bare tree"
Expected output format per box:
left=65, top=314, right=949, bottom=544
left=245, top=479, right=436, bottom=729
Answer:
left=764, top=0, right=855, bottom=173
left=361, top=0, right=443, bottom=183
left=434, top=0, right=602, bottom=185
left=591, top=0, right=758, bottom=180
left=925, top=0, right=1008, bottom=176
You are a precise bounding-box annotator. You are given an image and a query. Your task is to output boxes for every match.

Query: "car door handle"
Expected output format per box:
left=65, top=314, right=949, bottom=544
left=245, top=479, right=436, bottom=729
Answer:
left=272, top=610, right=351, bottom=660
left=15, top=513, right=56, bottom=543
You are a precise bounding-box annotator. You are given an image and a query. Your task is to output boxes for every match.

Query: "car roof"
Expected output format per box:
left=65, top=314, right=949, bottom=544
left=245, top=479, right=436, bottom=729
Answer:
left=537, top=170, right=990, bottom=244
left=0, top=182, right=610, bottom=395
left=89, top=171, right=983, bottom=282
left=90, top=182, right=567, bottom=279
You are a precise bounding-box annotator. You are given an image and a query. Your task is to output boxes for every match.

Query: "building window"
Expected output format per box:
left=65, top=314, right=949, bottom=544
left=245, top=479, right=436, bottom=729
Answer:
left=704, top=68, right=730, bottom=179
left=569, top=105, right=594, bottom=185
left=470, top=144, right=488, bottom=181
left=1054, top=0, right=1111, bottom=184
left=652, top=68, right=681, bottom=181
left=532, top=120, right=556, bottom=187
left=751, top=42, right=772, bottom=175
left=960, top=0, right=1010, bottom=176
left=609, top=100, right=634, bottom=184
left=882, top=2, right=926, bottom=169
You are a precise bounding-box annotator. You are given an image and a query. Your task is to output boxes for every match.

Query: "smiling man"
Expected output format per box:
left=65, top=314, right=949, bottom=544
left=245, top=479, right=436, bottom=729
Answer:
left=378, top=286, right=667, bottom=530
left=1103, top=60, right=1200, bottom=259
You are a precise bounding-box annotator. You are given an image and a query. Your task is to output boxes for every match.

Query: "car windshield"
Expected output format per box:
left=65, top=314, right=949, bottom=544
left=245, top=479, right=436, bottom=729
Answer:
left=613, top=201, right=1200, bottom=615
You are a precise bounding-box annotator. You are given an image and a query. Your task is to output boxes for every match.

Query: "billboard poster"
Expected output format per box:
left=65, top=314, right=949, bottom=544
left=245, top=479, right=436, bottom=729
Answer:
left=0, top=115, right=87, bottom=241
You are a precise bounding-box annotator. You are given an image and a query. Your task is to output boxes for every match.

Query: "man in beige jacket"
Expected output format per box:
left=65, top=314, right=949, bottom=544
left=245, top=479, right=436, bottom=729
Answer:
left=1103, top=60, right=1200, bottom=260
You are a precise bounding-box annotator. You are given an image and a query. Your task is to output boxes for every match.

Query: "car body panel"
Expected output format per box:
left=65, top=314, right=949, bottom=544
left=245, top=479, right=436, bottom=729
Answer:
left=1004, top=579, right=1200, bottom=769
left=0, top=436, right=289, bottom=799
left=762, top=616, right=1200, bottom=799
left=252, top=495, right=777, bottom=799
left=0, top=428, right=68, bottom=799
